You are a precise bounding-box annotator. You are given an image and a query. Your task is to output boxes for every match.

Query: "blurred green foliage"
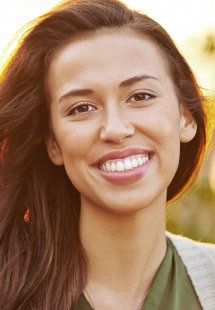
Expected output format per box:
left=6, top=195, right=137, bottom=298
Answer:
left=167, top=181, right=215, bottom=243
left=167, top=33, right=215, bottom=243
left=167, top=106, right=215, bottom=243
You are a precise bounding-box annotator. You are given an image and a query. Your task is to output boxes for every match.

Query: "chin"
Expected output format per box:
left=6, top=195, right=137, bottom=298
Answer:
left=102, top=189, right=166, bottom=214
left=94, top=197, right=156, bottom=216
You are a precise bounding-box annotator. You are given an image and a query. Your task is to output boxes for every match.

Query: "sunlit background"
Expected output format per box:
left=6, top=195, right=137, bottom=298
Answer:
left=0, top=0, right=215, bottom=242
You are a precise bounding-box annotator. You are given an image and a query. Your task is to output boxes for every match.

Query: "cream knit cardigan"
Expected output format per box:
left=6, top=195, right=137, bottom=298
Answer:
left=166, top=232, right=215, bottom=310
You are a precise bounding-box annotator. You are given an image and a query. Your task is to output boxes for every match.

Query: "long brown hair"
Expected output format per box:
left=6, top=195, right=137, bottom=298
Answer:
left=0, top=0, right=206, bottom=308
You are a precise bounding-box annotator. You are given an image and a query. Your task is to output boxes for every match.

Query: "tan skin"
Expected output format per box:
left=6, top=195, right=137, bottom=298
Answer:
left=46, top=29, right=197, bottom=309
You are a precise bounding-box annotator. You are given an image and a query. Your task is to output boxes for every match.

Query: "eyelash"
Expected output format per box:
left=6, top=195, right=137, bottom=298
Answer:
left=66, top=91, right=155, bottom=116
left=127, top=91, right=155, bottom=103
left=67, top=102, right=97, bottom=116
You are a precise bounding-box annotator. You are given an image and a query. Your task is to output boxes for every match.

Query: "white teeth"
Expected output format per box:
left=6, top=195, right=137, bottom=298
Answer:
left=110, top=162, right=117, bottom=172
left=100, top=154, right=151, bottom=173
left=137, top=157, right=143, bottom=165
left=124, top=159, right=132, bottom=170
left=116, top=161, right=125, bottom=172
left=106, top=162, right=111, bottom=172
left=131, top=158, right=138, bottom=168
left=102, top=164, right=107, bottom=172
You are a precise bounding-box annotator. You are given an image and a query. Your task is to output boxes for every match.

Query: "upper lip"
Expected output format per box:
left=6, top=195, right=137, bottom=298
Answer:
left=93, top=148, right=153, bottom=166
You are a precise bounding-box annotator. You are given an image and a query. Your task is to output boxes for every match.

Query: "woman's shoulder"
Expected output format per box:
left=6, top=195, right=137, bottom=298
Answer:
left=166, top=231, right=215, bottom=310
left=166, top=231, right=215, bottom=260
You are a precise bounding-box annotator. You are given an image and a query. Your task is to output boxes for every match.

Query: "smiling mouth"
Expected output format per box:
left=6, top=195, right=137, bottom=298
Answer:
left=98, top=154, right=151, bottom=173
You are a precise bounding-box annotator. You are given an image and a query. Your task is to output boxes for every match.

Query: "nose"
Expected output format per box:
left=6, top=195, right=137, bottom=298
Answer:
left=100, top=105, right=135, bottom=143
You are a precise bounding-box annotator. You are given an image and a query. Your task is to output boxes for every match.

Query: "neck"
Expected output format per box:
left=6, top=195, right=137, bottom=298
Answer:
left=79, top=197, right=167, bottom=308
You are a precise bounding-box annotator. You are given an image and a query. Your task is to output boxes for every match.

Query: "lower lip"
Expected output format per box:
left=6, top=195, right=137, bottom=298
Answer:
left=94, top=158, right=153, bottom=186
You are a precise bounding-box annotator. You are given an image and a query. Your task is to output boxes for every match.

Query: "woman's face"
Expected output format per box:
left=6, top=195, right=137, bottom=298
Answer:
left=46, top=29, right=196, bottom=214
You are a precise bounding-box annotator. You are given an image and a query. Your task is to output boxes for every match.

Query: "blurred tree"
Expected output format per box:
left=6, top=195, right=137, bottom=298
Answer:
left=167, top=31, right=215, bottom=243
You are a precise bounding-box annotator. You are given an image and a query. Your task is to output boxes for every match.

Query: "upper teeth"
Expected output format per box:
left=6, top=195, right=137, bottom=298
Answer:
left=100, top=155, right=150, bottom=173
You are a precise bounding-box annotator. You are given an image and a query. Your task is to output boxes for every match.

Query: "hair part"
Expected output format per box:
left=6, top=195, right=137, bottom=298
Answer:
left=0, top=0, right=206, bottom=308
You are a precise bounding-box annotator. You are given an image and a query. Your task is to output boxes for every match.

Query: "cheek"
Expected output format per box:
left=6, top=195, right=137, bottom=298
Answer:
left=135, top=105, right=181, bottom=175
left=53, top=121, right=98, bottom=171
left=53, top=123, right=94, bottom=190
left=136, top=105, right=181, bottom=142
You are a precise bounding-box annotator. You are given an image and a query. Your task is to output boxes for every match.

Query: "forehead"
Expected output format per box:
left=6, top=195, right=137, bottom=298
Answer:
left=47, top=29, right=172, bottom=94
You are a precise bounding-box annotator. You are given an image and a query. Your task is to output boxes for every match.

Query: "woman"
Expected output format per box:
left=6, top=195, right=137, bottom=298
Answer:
left=0, top=0, right=214, bottom=309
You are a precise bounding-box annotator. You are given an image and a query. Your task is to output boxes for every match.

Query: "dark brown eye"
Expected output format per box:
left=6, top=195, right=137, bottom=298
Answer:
left=76, top=105, right=90, bottom=113
left=129, top=92, right=154, bottom=103
left=68, top=103, right=97, bottom=116
left=133, top=93, right=149, bottom=101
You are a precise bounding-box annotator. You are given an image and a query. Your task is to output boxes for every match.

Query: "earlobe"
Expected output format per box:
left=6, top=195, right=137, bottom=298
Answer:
left=179, top=105, right=197, bottom=143
left=46, top=135, right=64, bottom=166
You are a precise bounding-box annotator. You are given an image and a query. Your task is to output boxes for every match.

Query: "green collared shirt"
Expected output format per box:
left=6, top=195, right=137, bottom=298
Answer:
left=76, top=238, right=202, bottom=309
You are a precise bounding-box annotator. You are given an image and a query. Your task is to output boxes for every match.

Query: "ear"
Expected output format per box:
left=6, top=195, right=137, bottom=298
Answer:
left=46, top=134, right=64, bottom=166
left=179, top=105, right=197, bottom=143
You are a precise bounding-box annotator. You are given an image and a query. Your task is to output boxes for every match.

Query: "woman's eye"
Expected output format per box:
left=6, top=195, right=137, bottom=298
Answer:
left=67, top=103, right=97, bottom=116
left=128, top=92, right=155, bottom=103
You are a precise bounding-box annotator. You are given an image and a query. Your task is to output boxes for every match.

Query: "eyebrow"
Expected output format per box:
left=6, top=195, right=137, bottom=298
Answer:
left=59, top=88, right=93, bottom=103
left=59, top=74, right=159, bottom=103
left=119, top=74, right=159, bottom=87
